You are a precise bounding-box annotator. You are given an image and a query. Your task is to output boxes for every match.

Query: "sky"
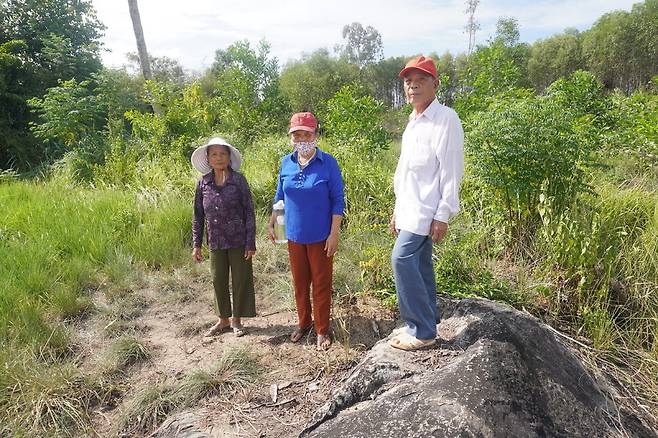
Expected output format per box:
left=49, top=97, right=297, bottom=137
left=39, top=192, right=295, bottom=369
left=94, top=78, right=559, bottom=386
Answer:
left=92, top=0, right=639, bottom=73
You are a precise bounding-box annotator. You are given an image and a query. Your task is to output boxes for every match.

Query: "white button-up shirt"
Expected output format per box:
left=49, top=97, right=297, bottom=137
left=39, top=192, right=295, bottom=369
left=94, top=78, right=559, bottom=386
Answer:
left=393, top=98, right=465, bottom=236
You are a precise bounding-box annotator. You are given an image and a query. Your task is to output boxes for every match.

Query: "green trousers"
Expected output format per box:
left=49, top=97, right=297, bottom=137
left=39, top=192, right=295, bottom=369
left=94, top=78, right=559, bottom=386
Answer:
left=209, top=247, right=256, bottom=318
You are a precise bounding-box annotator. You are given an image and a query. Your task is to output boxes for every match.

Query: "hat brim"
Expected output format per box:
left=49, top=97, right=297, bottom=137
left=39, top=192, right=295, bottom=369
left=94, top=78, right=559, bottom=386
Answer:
left=399, top=66, right=437, bottom=79
left=288, top=125, right=316, bottom=134
left=191, top=140, right=242, bottom=174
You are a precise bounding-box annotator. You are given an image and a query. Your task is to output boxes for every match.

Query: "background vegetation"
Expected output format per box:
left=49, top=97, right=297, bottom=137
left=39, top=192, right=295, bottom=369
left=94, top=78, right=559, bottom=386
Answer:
left=1, top=0, right=656, bottom=435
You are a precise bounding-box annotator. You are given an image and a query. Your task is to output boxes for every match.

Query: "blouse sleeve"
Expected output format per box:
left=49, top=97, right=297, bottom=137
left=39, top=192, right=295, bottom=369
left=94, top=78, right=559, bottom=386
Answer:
left=328, top=156, right=345, bottom=216
left=192, top=179, right=205, bottom=248
left=273, top=157, right=285, bottom=203
left=239, top=174, right=257, bottom=251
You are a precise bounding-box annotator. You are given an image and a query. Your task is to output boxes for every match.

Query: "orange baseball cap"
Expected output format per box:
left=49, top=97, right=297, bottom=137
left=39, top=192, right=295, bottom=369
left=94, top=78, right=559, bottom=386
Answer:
left=288, top=112, right=318, bottom=134
left=399, top=56, right=437, bottom=79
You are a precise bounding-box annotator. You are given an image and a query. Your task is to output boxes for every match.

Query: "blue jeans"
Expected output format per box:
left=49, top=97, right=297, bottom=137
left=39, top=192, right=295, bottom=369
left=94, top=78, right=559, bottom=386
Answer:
left=391, top=230, right=438, bottom=340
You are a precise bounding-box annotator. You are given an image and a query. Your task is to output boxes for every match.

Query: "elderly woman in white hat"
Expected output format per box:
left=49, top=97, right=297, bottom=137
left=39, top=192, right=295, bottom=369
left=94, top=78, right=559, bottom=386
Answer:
left=191, top=137, right=256, bottom=337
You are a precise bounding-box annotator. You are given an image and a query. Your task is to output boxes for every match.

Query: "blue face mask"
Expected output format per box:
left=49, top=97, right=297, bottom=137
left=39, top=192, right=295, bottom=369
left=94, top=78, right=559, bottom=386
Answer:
left=292, top=139, right=317, bottom=157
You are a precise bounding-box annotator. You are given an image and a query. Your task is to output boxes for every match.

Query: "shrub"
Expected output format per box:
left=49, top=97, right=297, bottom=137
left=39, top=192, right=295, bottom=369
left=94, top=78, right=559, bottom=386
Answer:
left=323, top=84, right=392, bottom=155
left=466, top=91, right=599, bottom=241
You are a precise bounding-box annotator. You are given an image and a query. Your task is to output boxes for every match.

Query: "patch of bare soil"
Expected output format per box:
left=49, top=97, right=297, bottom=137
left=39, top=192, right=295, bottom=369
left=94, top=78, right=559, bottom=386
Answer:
left=76, top=266, right=397, bottom=438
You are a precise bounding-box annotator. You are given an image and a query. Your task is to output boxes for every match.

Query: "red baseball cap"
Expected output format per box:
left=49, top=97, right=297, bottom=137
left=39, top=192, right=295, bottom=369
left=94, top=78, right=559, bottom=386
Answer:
left=288, top=112, right=318, bottom=134
left=399, top=56, right=437, bottom=79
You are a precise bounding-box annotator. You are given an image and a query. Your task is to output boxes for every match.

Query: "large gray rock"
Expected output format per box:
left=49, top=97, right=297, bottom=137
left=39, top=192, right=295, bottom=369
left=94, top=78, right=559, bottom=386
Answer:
left=301, top=298, right=656, bottom=438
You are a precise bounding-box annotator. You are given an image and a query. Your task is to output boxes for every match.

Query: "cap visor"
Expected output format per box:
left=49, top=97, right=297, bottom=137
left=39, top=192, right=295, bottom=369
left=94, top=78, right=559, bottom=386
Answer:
left=399, top=66, right=436, bottom=78
left=288, top=126, right=316, bottom=134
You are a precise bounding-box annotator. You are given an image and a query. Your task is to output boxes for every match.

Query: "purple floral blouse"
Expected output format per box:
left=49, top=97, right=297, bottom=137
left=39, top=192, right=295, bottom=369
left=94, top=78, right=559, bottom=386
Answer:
left=192, top=171, right=256, bottom=251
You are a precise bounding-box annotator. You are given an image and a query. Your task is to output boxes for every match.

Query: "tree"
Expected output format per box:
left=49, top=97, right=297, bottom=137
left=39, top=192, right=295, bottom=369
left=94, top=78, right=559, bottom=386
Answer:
left=211, top=39, right=280, bottom=102
left=336, top=22, right=383, bottom=68
left=582, top=1, right=658, bottom=92
left=126, top=53, right=187, bottom=85
left=279, top=49, right=359, bottom=114
left=493, top=17, right=520, bottom=47
left=0, top=0, right=105, bottom=170
left=435, top=52, right=458, bottom=106
left=127, top=0, right=152, bottom=81
left=528, top=29, right=584, bottom=92
left=464, top=0, right=480, bottom=55
left=361, top=56, right=406, bottom=107
left=0, top=40, right=36, bottom=169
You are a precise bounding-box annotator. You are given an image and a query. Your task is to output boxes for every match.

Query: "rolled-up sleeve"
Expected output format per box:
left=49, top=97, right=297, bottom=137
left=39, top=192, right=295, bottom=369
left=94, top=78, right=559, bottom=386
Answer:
left=433, top=114, right=464, bottom=223
left=192, top=180, right=205, bottom=248
left=239, top=175, right=257, bottom=251
left=328, top=156, right=345, bottom=216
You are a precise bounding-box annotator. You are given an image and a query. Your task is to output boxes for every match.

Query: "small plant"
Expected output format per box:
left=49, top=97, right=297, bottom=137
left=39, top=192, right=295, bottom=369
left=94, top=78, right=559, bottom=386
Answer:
left=176, top=347, right=262, bottom=404
left=103, top=335, right=151, bottom=374
left=116, top=382, right=181, bottom=436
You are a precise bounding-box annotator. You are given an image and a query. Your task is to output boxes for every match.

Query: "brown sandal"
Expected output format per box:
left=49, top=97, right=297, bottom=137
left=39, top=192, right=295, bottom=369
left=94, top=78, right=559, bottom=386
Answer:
left=290, top=325, right=312, bottom=343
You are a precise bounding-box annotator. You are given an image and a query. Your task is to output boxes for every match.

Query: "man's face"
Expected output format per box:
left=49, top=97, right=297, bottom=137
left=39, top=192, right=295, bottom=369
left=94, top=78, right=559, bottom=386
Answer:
left=403, top=70, right=439, bottom=110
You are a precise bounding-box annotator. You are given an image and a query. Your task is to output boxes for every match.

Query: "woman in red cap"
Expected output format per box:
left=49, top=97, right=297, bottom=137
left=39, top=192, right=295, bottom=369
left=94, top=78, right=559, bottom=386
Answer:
left=267, top=112, right=345, bottom=350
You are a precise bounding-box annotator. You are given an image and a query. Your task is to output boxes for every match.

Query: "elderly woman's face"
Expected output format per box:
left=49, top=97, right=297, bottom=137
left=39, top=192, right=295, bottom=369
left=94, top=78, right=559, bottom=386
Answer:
left=207, top=145, right=230, bottom=171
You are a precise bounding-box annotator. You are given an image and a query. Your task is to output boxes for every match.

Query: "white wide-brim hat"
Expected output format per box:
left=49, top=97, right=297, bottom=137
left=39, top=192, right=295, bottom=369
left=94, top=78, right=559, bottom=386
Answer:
left=191, top=137, right=242, bottom=174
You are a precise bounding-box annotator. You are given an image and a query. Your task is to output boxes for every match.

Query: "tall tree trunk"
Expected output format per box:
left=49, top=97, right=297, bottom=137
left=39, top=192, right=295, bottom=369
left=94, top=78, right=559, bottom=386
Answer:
left=127, top=0, right=152, bottom=80
left=127, top=0, right=161, bottom=114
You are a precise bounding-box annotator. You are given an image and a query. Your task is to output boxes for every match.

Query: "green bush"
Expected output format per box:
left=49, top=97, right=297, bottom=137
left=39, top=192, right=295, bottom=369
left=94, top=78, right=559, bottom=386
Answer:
left=323, top=84, right=391, bottom=155
left=466, top=91, right=599, bottom=240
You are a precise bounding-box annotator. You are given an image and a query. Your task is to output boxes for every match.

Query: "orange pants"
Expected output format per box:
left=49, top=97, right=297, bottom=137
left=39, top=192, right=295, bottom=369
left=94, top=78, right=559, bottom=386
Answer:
left=287, top=240, right=333, bottom=336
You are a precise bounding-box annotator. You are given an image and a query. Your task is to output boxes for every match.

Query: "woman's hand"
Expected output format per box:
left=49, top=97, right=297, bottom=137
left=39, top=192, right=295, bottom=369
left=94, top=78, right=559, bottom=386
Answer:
left=192, top=247, right=203, bottom=262
left=324, top=231, right=339, bottom=257
left=267, top=212, right=277, bottom=243
left=244, top=249, right=256, bottom=260
left=267, top=222, right=276, bottom=242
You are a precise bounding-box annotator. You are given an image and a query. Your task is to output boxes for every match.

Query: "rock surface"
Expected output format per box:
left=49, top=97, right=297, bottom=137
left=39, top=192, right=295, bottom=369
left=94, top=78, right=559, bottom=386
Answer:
left=300, top=298, right=656, bottom=438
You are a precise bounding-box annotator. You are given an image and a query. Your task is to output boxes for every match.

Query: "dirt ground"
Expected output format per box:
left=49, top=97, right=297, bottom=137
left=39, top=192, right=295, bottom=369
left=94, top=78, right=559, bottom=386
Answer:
left=76, top=263, right=399, bottom=438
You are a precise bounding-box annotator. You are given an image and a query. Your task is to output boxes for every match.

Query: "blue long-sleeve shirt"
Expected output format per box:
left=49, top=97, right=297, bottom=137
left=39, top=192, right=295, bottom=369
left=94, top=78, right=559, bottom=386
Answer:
left=274, top=148, right=345, bottom=244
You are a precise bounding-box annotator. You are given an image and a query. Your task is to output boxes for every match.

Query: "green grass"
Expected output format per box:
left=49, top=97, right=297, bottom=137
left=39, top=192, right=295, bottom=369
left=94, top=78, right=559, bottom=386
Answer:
left=0, top=180, right=191, bottom=352
left=0, top=178, right=193, bottom=435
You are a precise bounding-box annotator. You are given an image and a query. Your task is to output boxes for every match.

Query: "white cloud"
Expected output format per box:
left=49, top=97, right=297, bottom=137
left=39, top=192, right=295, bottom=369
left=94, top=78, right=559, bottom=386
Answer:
left=92, top=0, right=638, bottom=71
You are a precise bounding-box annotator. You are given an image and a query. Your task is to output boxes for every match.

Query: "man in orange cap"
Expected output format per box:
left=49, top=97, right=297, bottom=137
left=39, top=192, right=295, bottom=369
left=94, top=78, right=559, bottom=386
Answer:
left=388, top=56, right=465, bottom=351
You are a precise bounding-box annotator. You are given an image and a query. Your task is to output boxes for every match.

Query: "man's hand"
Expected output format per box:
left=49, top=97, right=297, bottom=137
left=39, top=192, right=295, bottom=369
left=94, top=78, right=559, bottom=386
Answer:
left=389, top=215, right=398, bottom=235
left=244, top=249, right=256, bottom=260
left=192, top=247, right=203, bottom=262
left=430, top=220, right=448, bottom=243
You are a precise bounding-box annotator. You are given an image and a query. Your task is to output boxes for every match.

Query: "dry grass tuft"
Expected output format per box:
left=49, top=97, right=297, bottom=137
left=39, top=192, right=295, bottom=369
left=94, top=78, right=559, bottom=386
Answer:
left=115, top=347, right=261, bottom=435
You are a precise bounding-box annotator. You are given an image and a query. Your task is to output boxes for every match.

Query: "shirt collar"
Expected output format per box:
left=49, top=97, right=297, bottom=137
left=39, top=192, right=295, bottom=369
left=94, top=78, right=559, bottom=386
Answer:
left=202, top=170, right=235, bottom=184
left=410, top=98, right=440, bottom=121
left=291, top=147, right=325, bottom=163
